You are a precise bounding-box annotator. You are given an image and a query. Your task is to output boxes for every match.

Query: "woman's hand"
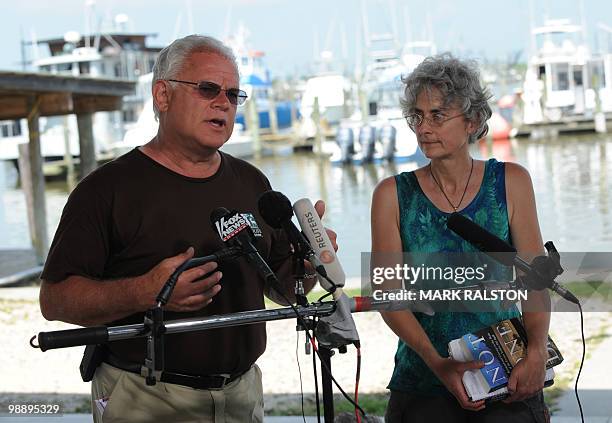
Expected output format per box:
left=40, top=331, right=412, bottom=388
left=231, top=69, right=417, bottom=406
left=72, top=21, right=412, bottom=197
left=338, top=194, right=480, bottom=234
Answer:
left=431, top=357, right=487, bottom=411
left=503, top=348, right=547, bottom=403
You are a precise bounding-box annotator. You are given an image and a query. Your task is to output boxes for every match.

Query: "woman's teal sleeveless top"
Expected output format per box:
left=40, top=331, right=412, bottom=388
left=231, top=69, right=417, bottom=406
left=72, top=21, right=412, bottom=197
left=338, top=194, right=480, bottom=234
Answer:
left=388, top=158, right=520, bottom=394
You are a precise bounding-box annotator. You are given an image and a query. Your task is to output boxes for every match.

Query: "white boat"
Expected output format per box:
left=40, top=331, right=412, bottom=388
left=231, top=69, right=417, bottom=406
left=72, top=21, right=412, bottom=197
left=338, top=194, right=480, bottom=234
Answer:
left=520, top=19, right=612, bottom=125
left=326, top=36, right=434, bottom=165
left=298, top=72, right=355, bottom=140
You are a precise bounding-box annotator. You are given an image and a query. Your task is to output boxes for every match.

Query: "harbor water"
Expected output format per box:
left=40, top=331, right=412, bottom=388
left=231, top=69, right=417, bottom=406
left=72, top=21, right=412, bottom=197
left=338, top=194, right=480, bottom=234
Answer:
left=1, top=134, right=611, bottom=277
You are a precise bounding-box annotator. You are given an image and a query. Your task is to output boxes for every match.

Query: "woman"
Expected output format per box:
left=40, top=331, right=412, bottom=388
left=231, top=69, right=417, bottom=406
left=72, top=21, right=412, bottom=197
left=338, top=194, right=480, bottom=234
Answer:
left=371, top=54, right=551, bottom=422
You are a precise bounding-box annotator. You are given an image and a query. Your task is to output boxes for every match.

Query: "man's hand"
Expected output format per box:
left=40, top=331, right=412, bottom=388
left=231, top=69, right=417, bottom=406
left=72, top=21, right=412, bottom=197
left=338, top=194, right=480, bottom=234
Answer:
left=503, top=348, right=547, bottom=403
left=431, top=357, right=486, bottom=411
left=138, top=247, right=222, bottom=312
left=313, top=200, right=338, bottom=252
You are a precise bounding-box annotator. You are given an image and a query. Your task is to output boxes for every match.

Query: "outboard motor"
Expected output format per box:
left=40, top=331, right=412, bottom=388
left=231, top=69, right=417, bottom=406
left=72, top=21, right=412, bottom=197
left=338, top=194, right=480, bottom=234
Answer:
left=379, top=124, right=397, bottom=161
left=336, top=127, right=355, bottom=165
left=359, top=125, right=376, bottom=164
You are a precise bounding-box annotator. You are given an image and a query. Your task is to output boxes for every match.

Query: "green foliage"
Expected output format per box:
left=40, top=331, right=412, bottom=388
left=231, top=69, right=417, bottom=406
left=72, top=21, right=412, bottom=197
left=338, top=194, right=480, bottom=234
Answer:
left=267, top=393, right=389, bottom=417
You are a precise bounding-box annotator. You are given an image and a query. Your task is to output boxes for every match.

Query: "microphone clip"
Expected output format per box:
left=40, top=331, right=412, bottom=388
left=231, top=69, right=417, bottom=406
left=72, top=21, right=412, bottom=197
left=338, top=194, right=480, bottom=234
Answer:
left=143, top=305, right=165, bottom=386
left=523, top=242, right=565, bottom=291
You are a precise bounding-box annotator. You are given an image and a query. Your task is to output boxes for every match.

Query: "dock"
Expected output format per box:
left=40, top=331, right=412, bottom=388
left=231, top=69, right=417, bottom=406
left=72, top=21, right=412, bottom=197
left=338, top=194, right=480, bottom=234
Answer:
left=513, top=112, right=612, bottom=138
left=0, top=249, right=41, bottom=287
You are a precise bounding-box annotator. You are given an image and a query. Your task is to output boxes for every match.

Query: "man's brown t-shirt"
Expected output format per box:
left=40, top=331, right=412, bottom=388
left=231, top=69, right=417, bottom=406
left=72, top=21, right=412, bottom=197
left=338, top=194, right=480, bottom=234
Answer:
left=41, top=148, right=291, bottom=375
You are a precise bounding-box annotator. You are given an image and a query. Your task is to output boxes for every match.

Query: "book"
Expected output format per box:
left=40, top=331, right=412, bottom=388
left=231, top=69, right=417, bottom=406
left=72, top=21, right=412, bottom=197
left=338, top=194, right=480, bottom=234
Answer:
left=448, top=317, right=563, bottom=402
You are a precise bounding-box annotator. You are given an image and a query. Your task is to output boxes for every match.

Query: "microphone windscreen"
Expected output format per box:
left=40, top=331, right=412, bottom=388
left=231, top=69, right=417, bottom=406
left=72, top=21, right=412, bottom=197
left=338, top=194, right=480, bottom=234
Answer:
left=446, top=213, right=516, bottom=266
left=258, top=190, right=293, bottom=229
left=293, top=198, right=346, bottom=288
left=210, top=207, right=231, bottom=225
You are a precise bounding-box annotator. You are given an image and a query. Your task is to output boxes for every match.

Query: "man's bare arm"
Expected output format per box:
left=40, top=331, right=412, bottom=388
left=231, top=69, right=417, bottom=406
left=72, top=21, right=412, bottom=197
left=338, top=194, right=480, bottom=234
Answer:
left=39, top=248, right=222, bottom=326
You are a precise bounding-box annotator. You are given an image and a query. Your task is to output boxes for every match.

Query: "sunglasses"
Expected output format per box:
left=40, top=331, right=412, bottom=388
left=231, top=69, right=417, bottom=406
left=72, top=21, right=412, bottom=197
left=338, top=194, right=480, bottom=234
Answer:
left=167, top=79, right=248, bottom=105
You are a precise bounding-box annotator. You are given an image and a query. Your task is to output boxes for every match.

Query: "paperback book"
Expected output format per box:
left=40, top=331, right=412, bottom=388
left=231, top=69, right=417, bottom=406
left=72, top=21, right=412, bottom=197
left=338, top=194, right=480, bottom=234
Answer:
left=448, top=317, right=563, bottom=402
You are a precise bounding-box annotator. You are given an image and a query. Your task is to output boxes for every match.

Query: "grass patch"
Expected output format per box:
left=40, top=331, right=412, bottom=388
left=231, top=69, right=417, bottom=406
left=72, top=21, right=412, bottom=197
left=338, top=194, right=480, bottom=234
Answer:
left=265, top=288, right=364, bottom=309
left=544, top=386, right=564, bottom=414
left=562, top=281, right=612, bottom=303
left=266, top=393, right=388, bottom=416
left=72, top=397, right=92, bottom=414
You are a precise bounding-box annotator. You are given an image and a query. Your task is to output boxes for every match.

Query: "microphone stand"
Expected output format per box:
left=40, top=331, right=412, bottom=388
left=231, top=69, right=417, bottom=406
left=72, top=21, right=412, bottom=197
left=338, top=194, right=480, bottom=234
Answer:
left=319, top=345, right=335, bottom=423
left=508, top=241, right=578, bottom=304
left=33, top=282, right=523, bottom=420
left=292, top=244, right=310, bottom=308
left=146, top=247, right=245, bottom=385
left=33, top=301, right=340, bottom=351
left=290, top=242, right=332, bottom=422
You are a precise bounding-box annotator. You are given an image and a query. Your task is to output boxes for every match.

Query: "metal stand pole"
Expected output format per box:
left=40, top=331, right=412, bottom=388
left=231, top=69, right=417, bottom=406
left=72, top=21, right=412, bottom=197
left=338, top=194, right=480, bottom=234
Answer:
left=320, top=346, right=335, bottom=423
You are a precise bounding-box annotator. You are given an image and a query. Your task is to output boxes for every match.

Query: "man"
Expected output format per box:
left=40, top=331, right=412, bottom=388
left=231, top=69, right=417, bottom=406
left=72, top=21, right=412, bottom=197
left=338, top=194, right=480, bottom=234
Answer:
left=39, top=35, right=332, bottom=422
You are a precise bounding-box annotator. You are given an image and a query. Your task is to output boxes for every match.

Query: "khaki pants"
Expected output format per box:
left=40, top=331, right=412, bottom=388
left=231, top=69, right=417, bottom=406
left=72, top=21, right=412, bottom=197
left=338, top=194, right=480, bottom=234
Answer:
left=91, top=363, right=264, bottom=423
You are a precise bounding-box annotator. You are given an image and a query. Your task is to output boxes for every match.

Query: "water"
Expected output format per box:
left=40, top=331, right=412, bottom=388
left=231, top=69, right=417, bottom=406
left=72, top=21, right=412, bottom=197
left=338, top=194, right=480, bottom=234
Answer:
left=1, top=134, right=611, bottom=276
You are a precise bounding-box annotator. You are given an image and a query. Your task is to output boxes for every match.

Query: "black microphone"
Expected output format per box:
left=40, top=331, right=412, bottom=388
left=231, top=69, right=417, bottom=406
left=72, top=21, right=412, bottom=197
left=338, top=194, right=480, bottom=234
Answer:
left=210, top=207, right=278, bottom=285
left=258, top=190, right=314, bottom=257
left=156, top=246, right=244, bottom=305
left=447, top=212, right=517, bottom=266
left=447, top=213, right=579, bottom=304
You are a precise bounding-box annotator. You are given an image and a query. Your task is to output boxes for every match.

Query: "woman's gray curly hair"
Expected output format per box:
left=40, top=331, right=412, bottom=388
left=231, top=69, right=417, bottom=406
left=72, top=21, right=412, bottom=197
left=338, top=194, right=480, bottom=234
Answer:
left=400, top=53, right=492, bottom=143
left=152, top=35, right=238, bottom=119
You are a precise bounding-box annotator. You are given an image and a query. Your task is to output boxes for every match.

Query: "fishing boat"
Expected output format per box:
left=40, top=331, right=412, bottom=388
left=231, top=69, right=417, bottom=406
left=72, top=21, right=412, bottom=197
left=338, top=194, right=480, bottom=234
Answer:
left=327, top=36, right=434, bottom=165
left=226, top=24, right=297, bottom=133
left=516, top=18, right=612, bottom=136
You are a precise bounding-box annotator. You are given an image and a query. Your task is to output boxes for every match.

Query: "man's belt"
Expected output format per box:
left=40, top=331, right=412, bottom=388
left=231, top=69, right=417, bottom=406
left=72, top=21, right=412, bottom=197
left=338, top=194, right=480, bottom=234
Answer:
left=104, top=354, right=247, bottom=390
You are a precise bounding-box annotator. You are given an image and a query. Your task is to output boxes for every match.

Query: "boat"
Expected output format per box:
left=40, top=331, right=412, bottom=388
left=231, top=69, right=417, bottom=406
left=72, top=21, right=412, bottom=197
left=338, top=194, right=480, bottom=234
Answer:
left=297, top=70, right=356, bottom=141
left=0, top=22, right=162, bottom=165
left=225, top=24, right=298, bottom=133
left=515, top=18, right=612, bottom=136
left=326, top=34, right=435, bottom=165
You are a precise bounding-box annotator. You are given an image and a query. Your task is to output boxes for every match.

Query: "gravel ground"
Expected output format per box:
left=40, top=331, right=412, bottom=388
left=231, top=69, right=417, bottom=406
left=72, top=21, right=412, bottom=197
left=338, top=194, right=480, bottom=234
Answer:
left=0, top=287, right=610, bottom=414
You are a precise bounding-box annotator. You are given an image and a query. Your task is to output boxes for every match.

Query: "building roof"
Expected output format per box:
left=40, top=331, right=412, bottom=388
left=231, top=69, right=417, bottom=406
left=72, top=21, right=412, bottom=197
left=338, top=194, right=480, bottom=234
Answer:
left=0, top=71, right=135, bottom=120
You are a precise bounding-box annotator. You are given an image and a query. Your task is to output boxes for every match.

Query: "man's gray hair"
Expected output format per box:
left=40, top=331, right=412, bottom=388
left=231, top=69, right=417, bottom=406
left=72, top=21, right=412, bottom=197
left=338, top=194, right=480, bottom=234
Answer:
left=152, top=35, right=238, bottom=119
left=400, top=53, right=492, bottom=143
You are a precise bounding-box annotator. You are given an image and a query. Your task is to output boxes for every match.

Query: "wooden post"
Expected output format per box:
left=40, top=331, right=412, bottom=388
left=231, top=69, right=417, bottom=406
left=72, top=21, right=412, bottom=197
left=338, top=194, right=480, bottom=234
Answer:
left=0, top=162, right=6, bottom=239
left=246, top=97, right=261, bottom=158
left=358, top=78, right=369, bottom=124
left=18, top=96, right=48, bottom=264
left=289, top=86, right=297, bottom=127
left=593, top=80, right=607, bottom=133
left=63, top=115, right=76, bottom=190
left=76, top=112, right=96, bottom=179
left=268, top=87, right=278, bottom=136
left=595, top=112, right=607, bottom=133
left=313, top=96, right=324, bottom=155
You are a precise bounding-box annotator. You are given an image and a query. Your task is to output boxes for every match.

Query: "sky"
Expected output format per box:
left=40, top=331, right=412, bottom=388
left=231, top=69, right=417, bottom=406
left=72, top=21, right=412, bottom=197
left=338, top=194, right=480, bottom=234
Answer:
left=1, top=0, right=612, bottom=78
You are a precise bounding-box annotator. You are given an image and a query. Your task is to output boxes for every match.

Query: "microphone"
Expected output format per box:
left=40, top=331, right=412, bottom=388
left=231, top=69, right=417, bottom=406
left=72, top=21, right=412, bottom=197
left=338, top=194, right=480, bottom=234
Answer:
left=258, top=191, right=316, bottom=259
left=156, top=246, right=244, bottom=305
left=293, top=198, right=346, bottom=290
left=210, top=207, right=278, bottom=285
left=446, top=212, right=517, bottom=266
left=446, top=213, right=579, bottom=304
left=258, top=191, right=340, bottom=292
